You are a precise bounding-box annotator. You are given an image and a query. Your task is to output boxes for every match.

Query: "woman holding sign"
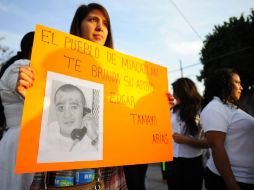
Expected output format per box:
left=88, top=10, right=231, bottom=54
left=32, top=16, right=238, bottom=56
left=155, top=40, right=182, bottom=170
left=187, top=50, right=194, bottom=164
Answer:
left=16, top=3, right=127, bottom=190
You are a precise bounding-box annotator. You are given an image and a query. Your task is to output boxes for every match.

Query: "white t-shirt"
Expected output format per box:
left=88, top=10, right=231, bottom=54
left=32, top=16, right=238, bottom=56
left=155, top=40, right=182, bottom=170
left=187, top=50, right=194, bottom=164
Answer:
left=201, top=97, right=254, bottom=184
left=171, top=110, right=203, bottom=158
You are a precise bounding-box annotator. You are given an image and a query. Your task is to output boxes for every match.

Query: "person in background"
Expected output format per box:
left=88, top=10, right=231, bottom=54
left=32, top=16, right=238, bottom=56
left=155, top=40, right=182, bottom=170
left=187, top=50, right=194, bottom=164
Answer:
left=201, top=68, right=254, bottom=190
left=165, top=77, right=208, bottom=190
left=16, top=3, right=127, bottom=190
left=0, top=31, right=35, bottom=190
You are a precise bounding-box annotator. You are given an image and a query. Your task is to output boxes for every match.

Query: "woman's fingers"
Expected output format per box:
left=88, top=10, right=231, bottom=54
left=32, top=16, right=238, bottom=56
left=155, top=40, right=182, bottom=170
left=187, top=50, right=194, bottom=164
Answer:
left=166, top=92, right=175, bottom=107
left=16, top=67, right=34, bottom=98
left=19, top=67, right=34, bottom=84
left=16, top=80, right=27, bottom=98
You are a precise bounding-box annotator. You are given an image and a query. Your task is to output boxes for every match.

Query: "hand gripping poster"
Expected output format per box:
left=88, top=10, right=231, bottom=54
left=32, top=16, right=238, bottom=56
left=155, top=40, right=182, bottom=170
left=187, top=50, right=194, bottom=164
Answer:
left=16, top=25, right=173, bottom=173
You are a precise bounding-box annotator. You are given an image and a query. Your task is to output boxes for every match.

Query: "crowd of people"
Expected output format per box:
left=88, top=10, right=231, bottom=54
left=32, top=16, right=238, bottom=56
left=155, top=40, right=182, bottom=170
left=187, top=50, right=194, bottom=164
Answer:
left=0, top=2, right=253, bottom=190
left=165, top=69, right=254, bottom=190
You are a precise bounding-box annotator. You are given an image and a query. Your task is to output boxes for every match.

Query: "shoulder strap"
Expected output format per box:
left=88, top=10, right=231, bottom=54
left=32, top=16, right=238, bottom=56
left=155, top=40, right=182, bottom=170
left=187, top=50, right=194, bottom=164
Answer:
left=0, top=56, right=17, bottom=79
left=0, top=95, right=6, bottom=140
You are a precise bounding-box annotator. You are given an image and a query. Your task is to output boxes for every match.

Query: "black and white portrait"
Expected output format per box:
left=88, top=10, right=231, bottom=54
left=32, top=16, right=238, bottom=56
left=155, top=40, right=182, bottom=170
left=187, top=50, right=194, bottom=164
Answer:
left=38, top=71, right=103, bottom=163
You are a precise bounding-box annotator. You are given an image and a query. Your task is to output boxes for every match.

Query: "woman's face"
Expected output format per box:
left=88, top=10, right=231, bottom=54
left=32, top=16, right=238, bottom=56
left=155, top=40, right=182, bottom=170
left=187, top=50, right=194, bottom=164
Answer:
left=173, top=92, right=181, bottom=105
left=80, top=9, right=108, bottom=46
left=230, top=73, right=243, bottom=102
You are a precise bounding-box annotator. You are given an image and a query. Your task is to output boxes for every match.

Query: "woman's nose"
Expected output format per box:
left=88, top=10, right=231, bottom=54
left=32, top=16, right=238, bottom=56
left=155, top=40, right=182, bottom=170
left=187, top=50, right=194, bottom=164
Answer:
left=95, top=21, right=103, bottom=31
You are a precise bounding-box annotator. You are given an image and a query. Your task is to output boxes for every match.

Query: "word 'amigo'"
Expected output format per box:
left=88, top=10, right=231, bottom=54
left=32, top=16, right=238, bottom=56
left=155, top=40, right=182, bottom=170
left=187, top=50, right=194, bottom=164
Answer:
left=130, top=113, right=157, bottom=126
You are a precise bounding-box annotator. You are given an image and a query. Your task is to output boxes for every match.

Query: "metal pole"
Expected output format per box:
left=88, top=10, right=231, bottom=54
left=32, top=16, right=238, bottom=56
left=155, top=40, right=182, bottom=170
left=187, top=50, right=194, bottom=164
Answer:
left=180, top=60, right=183, bottom=77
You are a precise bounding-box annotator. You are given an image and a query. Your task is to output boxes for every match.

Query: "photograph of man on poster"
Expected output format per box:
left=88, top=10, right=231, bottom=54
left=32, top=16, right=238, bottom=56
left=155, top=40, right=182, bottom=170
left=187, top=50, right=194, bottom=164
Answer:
left=38, top=72, right=103, bottom=163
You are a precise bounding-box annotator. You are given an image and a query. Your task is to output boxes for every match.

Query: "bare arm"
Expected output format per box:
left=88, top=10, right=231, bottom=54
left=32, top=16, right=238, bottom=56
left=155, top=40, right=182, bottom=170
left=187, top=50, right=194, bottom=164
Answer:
left=206, top=131, right=241, bottom=190
left=173, top=132, right=208, bottom=148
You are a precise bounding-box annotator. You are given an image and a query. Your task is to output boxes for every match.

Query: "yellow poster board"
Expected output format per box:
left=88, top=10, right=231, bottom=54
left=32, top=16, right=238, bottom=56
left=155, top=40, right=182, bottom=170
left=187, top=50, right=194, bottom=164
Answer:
left=16, top=25, right=173, bottom=173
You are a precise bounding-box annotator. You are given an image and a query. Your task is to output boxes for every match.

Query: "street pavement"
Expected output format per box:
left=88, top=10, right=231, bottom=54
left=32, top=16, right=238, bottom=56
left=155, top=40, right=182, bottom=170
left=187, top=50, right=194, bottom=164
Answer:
left=146, top=163, right=168, bottom=190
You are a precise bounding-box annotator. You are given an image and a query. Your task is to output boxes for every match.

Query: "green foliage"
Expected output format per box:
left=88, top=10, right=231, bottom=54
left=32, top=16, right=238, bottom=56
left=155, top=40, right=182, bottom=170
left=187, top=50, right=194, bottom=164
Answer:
left=198, top=9, right=254, bottom=96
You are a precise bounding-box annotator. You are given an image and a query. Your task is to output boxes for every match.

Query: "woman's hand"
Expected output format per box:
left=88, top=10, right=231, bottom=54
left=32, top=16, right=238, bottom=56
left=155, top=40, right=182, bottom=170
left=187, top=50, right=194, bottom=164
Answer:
left=173, top=132, right=208, bottom=148
left=173, top=133, right=190, bottom=144
left=16, top=66, right=34, bottom=98
left=166, top=92, right=175, bottom=107
left=82, top=113, right=98, bottom=145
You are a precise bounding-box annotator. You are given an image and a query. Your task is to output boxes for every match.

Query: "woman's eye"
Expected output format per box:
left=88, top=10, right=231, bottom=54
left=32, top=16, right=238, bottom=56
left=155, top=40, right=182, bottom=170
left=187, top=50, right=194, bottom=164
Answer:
left=103, top=21, right=108, bottom=28
left=89, top=17, right=97, bottom=22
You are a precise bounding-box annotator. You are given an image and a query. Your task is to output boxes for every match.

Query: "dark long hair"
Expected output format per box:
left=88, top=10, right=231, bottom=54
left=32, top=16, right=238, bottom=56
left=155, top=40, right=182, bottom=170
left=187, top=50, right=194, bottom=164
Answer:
left=202, top=68, right=238, bottom=109
left=70, top=3, right=113, bottom=49
left=172, top=78, right=202, bottom=136
left=0, top=31, right=34, bottom=140
left=0, top=32, right=34, bottom=77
